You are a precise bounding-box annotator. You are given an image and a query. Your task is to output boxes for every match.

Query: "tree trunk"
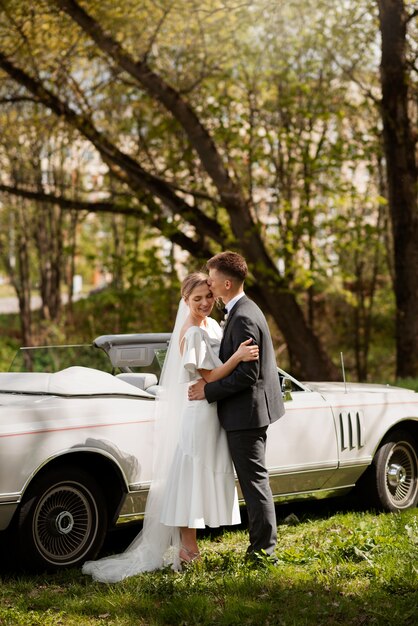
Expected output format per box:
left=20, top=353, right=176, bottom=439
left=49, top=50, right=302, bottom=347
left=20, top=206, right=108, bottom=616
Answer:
left=33, top=201, right=63, bottom=322
left=66, top=208, right=79, bottom=317
left=250, top=282, right=335, bottom=380
left=6, top=204, right=33, bottom=348
left=377, top=0, right=418, bottom=377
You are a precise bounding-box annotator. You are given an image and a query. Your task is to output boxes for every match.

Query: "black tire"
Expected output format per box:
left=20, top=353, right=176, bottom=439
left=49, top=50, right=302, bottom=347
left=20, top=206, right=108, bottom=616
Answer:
left=361, top=430, right=418, bottom=511
left=17, top=466, right=108, bottom=571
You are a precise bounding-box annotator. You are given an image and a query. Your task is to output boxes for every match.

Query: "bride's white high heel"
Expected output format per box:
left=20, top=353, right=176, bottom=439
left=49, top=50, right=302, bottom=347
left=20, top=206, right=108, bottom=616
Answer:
left=179, top=546, right=201, bottom=563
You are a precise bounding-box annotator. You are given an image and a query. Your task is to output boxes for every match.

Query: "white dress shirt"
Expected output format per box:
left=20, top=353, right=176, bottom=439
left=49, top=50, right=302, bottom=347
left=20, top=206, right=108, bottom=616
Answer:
left=225, top=292, right=245, bottom=314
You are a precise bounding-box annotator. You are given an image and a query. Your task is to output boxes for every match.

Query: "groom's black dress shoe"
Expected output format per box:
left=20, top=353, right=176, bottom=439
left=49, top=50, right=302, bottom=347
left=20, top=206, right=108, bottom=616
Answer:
left=245, top=550, right=279, bottom=568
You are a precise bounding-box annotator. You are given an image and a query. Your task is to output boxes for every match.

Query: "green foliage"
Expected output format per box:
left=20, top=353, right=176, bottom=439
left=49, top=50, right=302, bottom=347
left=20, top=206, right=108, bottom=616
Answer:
left=0, top=313, right=21, bottom=370
left=0, top=0, right=414, bottom=379
left=70, top=285, right=176, bottom=338
left=396, top=378, right=418, bottom=393
left=67, top=241, right=180, bottom=339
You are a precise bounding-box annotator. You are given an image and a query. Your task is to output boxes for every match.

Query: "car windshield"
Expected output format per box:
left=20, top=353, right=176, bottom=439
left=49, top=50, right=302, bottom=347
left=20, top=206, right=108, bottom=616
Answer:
left=8, top=344, right=113, bottom=374
left=8, top=342, right=167, bottom=380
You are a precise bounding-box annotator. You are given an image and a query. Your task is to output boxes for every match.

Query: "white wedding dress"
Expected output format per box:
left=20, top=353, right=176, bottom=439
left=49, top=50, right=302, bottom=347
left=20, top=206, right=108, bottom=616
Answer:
left=82, top=304, right=239, bottom=583
left=160, top=320, right=240, bottom=528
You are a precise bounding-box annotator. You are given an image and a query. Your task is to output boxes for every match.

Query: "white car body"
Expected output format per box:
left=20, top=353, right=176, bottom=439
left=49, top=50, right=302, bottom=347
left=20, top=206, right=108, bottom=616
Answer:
left=0, top=333, right=417, bottom=570
left=0, top=367, right=156, bottom=529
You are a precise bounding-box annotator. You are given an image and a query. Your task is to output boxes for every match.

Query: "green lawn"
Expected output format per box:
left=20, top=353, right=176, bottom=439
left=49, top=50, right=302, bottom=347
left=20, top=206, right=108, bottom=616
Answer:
left=1, top=502, right=417, bottom=625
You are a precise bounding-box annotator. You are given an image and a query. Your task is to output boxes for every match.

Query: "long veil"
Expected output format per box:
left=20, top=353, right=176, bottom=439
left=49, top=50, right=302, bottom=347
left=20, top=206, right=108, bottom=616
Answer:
left=82, top=300, right=189, bottom=582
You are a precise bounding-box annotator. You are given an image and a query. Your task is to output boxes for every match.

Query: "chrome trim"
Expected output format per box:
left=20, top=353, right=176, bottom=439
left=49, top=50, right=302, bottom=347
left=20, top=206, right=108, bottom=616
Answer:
left=356, top=411, right=364, bottom=447
left=117, top=489, right=148, bottom=521
left=115, top=484, right=355, bottom=525
left=19, top=447, right=131, bottom=501
left=339, top=411, right=367, bottom=450
left=272, top=484, right=353, bottom=503
left=339, top=458, right=372, bottom=467
left=0, top=492, right=21, bottom=504
left=0, top=390, right=155, bottom=400
left=128, top=482, right=150, bottom=492
left=267, top=462, right=337, bottom=474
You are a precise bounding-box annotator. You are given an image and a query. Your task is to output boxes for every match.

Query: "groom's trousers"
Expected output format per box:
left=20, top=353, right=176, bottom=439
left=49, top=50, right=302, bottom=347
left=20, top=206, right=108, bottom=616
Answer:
left=226, top=426, right=277, bottom=556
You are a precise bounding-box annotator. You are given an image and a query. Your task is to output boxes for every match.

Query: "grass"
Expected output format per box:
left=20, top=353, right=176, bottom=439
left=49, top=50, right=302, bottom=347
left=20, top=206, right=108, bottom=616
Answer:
left=0, top=501, right=417, bottom=625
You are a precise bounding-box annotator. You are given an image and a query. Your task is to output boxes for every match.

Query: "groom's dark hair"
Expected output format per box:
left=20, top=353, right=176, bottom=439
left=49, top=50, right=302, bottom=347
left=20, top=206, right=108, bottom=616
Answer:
left=206, top=251, right=248, bottom=283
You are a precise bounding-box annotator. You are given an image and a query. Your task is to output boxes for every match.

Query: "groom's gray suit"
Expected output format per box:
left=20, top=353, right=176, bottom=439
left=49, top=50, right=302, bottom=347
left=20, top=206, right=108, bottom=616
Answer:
left=205, top=295, right=285, bottom=556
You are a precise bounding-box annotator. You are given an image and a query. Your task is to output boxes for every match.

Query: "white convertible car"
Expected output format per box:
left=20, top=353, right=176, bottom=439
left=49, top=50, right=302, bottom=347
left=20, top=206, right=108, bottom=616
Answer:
left=0, top=333, right=417, bottom=571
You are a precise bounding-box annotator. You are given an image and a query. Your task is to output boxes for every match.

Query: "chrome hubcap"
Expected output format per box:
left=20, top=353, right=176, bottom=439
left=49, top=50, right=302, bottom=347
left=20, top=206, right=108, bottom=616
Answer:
left=33, top=483, right=97, bottom=564
left=386, top=442, right=417, bottom=506
left=55, top=510, right=74, bottom=534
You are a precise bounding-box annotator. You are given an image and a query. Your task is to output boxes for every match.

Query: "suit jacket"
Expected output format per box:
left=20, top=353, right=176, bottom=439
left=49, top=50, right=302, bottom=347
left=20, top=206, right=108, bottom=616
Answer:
left=205, top=296, right=285, bottom=431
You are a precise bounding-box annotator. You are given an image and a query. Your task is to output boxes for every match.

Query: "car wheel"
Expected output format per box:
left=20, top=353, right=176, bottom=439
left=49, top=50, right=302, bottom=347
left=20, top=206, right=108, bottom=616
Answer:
left=17, top=466, right=108, bottom=570
left=364, top=430, right=418, bottom=511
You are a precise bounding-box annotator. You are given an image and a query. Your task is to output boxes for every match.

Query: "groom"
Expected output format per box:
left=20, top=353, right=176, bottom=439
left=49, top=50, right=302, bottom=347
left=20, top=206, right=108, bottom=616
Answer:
left=188, top=251, right=285, bottom=560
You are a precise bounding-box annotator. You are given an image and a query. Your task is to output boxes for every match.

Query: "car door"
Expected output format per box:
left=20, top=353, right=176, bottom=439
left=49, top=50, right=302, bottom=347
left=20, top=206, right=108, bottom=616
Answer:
left=266, top=387, right=339, bottom=497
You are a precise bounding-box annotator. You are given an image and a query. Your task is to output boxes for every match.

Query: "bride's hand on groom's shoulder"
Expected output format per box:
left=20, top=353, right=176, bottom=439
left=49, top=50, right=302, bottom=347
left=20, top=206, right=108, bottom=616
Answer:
left=237, top=338, right=259, bottom=362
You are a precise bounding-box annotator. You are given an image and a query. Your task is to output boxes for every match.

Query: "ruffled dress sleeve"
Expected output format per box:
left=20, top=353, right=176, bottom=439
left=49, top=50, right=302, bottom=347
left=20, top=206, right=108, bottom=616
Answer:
left=179, top=327, right=218, bottom=383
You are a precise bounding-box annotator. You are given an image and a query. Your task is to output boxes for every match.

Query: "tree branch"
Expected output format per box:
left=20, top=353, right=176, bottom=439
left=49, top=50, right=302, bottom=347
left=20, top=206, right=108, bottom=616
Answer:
left=142, top=3, right=173, bottom=61
left=0, top=50, right=224, bottom=244
left=0, top=95, right=37, bottom=104
left=325, top=48, right=381, bottom=105
left=53, top=0, right=247, bottom=206
left=0, top=182, right=214, bottom=257
left=405, top=8, right=418, bottom=23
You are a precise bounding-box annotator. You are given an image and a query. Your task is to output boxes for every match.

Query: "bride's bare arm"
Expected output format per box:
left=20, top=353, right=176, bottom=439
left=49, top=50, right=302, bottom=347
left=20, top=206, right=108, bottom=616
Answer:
left=198, top=339, right=258, bottom=383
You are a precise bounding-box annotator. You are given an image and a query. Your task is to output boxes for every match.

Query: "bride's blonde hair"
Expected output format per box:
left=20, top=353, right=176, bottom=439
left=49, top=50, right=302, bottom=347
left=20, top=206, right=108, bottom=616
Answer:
left=181, top=272, right=210, bottom=301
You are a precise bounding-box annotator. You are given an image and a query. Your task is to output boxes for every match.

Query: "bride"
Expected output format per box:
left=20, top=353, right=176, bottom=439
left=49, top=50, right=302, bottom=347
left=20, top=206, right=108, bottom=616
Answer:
left=82, top=272, right=259, bottom=582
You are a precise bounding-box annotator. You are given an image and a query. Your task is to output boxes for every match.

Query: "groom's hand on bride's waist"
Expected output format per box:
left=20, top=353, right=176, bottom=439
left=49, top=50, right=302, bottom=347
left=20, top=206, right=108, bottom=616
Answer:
left=188, top=379, right=206, bottom=401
